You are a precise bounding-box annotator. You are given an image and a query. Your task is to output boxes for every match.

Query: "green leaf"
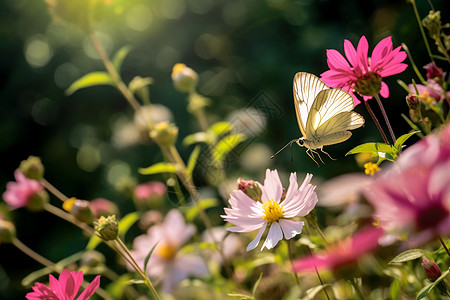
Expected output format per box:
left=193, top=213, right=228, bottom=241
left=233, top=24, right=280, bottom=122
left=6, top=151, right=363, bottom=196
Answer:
left=138, top=162, right=178, bottom=175
left=144, top=241, right=159, bottom=274
left=389, top=279, right=402, bottom=300
left=416, top=268, right=450, bottom=300
left=346, top=142, right=393, bottom=156
left=303, top=284, right=332, bottom=300
left=394, top=131, right=420, bottom=151
left=86, top=235, right=102, bottom=250
left=179, top=242, right=216, bottom=254
left=183, top=132, right=211, bottom=146
left=187, top=145, right=201, bottom=175
left=227, top=293, right=254, bottom=300
left=112, top=45, right=131, bottom=72
left=185, top=198, right=218, bottom=222
left=252, top=273, right=263, bottom=296
left=209, top=121, right=233, bottom=137
left=65, top=72, right=115, bottom=96
left=213, top=133, right=246, bottom=162
left=123, top=279, right=146, bottom=285
left=401, top=114, right=424, bottom=138
left=118, top=212, right=140, bottom=238
left=389, top=249, right=426, bottom=264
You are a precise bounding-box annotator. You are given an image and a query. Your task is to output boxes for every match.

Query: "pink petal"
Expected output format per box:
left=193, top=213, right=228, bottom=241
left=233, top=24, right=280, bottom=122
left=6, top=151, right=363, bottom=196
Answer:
left=77, top=275, right=101, bottom=300
left=26, top=282, right=59, bottom=300
left=344, top=39, right=359, bottom=68
left=247, top=225, right=266, bottom=251
left=326, top=49, right=352, bottom=71
left=378, top=63, right=408, bottom=77
left=262, top=169, right=283, bottom=202
left=356, top=36, right=369, bottom=72
left=262, top=222, right=283, bottom=250
left=379, top=81, right=389, bottom=98
left=279, top=219, right=304, bottom=239
left=371, top=36, right=393, bottom=67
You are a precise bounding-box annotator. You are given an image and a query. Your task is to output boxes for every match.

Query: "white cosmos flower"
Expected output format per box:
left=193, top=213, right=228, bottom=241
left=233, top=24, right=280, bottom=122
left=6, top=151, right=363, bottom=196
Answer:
left=221, top=169, right=318, bottom=251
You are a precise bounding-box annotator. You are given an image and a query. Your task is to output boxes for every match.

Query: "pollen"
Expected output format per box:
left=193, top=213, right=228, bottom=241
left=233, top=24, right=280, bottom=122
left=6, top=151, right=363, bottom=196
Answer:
left=261, top=199, right=284, bottom=223
left=157, top=243, right=177, bottom=261
left=364, top=162, right=380, bottom=176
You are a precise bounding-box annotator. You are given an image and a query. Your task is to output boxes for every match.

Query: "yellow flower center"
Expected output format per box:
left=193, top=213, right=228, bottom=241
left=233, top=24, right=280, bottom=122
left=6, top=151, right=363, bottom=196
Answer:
left=157, top=243, right=177, bottom=261
left=420, top=91, right=434, bottom=104
left=364, top=162, right=380, bottom=176
left=262, top=199, right=284, bottom=223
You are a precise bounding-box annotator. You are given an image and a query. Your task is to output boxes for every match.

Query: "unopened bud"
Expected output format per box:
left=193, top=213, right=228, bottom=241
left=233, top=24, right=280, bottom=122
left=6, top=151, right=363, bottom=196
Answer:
left=71, top=199, right=95, bottom=224
left=18, top=156, right=44, bottom=180
left=171, top=63, right=198, bottom=93
left=424, top=62, right=444, bottom=81
left=27, top=190, right=49, bottom=212
left=422, top=10, right=441, bottom=37
left=149, top=122, right=178, bottom=147
left=237, top=178, right=262, bottom=202
left=134, top=181, right=167, bottom=210
left=90, top=198, right=119, bottom=218
left=94, top=215, right=119, bottom=241
left=422, top=258, right=441, bottom=281
left=0, top=219, right=16, bottom=244
left=354, top=72, right=382, bottom=97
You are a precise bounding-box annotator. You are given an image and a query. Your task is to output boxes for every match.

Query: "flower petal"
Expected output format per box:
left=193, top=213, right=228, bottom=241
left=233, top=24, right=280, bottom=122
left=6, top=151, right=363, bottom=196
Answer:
left=262, top=169, right=283, bottom=203
left=77, top=275, right=101, bottom=300
left=356, top=36, right=369, bottom=72
left=261, top=222, right=283, bottom=250
left=279, top=219, right=304, bottom=240
left=247, top=225, right=266, bottom=251
left=344, top=39, right=358, bottom=68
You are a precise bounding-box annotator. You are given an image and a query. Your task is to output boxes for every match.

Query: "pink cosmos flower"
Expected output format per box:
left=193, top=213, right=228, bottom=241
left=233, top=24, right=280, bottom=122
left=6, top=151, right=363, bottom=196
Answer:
left=321, top=36, right=407, bottom=105
left=134, top=181, right=167, bottom=209
left=3, top=171, right=44, bottom=210
left=222, top=169, right=318, bottom=251
left=129, top=209, right=207, bottom=293
left=26, top=269, right=100, bottom=300
left=293, top=226, right=383, bottom=272
left=364, top=124, right=450, bottom=247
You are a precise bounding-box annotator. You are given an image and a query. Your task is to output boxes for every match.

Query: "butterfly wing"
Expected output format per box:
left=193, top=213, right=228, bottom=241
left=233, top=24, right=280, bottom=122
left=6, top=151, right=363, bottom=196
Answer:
left=293, top=72, right=329, bottom=137
left=305, top=88, right=364, bottom=139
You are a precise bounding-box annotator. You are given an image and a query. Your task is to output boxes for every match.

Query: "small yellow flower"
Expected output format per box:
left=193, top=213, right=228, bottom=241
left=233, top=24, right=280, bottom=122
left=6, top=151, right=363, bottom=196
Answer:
left=364, top=162, right=380, bottom=176
left=63, top=197, right=77, bottom=212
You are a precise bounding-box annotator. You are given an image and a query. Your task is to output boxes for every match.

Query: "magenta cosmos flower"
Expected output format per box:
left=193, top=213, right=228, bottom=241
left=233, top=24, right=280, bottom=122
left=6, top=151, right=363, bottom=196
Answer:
left=321, top=36, right=407, bottom=105
left=365, top=124, right=450, bottom=247
left=293, top=226, right=383, bottom=272
left=222, top=169, right=318, bottom=251
left=26, top=269, right=100, bottom=300
left=129, top=209, right=207, bottom=293
left=3, top=171, right=45, bottom=210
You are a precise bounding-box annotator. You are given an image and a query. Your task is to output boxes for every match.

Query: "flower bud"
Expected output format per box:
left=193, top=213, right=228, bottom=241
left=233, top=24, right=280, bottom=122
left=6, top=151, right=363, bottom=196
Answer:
left=354, top=72, right=382, bottom=97
left=94, top=215, right=119, bottom=241
left=424, top=62, right=444, bottom=81
left=134, top=181, right=167, bottom=210
left=71, top=199, right=95, bottom=224
left=422, top=258, right=441, bottom=281
left=26, top=189, right=49, bottom=211
left=18, top=156, right=44, bottom=180
left=422, top=10, right=441, bottom=37
left=237, top=178, right=262, bottom=202
left=149, top=122, right=178, bottom=147
left=0, top=219, right=16, bottom=244
left=90, top=198, right=120, bottom=218
left=171, top=63, right=198, bottom=93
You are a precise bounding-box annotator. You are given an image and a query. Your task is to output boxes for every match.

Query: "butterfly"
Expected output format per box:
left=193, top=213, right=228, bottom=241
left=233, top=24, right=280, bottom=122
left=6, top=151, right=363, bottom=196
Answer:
left=272, top=72, right=365, bottom=165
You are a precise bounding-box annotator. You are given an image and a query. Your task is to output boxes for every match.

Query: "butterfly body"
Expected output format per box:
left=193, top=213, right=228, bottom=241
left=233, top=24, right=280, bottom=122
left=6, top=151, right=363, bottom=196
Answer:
left=288, top=72, right=365, bottom=165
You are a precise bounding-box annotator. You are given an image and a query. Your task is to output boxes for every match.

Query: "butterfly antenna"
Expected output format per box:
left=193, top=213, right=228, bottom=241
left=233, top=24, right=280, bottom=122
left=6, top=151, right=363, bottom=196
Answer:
left=271, top=139, right=298, bottom=159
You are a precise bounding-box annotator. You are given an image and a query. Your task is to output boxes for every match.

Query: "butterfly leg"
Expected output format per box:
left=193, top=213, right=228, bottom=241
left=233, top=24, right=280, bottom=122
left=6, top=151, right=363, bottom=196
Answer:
left=320, top=148, right=336, bottom=161
left=306, top=149, right=321, bottom=167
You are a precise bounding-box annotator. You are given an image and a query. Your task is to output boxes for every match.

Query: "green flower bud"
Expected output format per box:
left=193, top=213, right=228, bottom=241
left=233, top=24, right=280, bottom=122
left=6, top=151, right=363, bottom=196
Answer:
left=27, top=190, right=49, bottom=212
left=94, top=215, right=119, bottom=241
left=149, top=122, right=178, bottom=147
left=422, top=10, right=441, bottom=37
left=237, top=178, right=262, bottom=202
left=171, top=63, right=198, bottom=93
left=0, top=219, right=16, bottom=244
left=18, top=156, right=44, bottom=181
left=70, top=199, right=95, bottom=224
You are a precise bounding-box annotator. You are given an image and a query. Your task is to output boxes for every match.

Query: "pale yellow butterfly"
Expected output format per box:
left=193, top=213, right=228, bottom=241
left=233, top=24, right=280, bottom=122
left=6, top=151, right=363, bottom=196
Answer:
left=272, top=72, right=365, bottom=165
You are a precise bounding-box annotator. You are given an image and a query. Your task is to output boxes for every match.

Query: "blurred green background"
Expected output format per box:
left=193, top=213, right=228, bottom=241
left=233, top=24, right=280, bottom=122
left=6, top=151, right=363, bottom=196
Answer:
left=0, top=0, right=445, bottom=298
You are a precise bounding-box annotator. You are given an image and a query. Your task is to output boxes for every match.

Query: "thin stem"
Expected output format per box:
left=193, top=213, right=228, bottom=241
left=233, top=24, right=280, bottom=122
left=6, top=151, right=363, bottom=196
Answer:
left=439, top=237, right=450, bottom=258
left=364, top=99, right=391, bottom=144
left=401, top=43, right=426, bottom=84
left=287, top=240, right=300, bottom=285
left=113, top=238, right=161, bottom=300
left=408, top=0, right=434, bottom=62
left=374, top=94, right=396, bottom=144
left=40, top=178, right=69, bottom=202
left=44, top=203, right=95, bottom=236
left=314, top=266, right=331, bottom=300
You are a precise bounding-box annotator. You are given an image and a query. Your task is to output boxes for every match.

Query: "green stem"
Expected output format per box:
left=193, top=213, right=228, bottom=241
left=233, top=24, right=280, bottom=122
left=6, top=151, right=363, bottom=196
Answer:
left=374, top=94, right=396, bottom=144
left=287, top=240, right=300, bottom=285
left=114, top=238, right=161, bottom=300
left=408, top=0, right=434, bottom=62
left=364, top=99, right=390, bottom=144
left=44, top=203, right=95, bottom=236
left=40, top=178, right=69, bottom=202
left=402, top=43, right=426, bottom=84
left=439, top=237, right=450, bottom=258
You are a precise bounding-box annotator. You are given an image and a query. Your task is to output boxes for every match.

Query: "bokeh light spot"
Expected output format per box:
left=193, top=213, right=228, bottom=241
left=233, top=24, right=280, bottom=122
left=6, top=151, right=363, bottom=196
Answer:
left=24, top=35, right=53, bottom=68
left=31, top=98, right=58, bottom=126
left=156, top=46, right=180, bottom=69
left=186, top=0, right=214, bottom=14
left=77, top=144, right=101, bottom=172
left=222, top=2, right=248, bottom=26
left=107, top=161, right=131, bottom=186
left=54, top=63, right=81, bottom=88
left=83, top=32, right=113, bottom=60
left=126, top=4, right=152, bottom=31
left=161, top=0, right=186, bottom=20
